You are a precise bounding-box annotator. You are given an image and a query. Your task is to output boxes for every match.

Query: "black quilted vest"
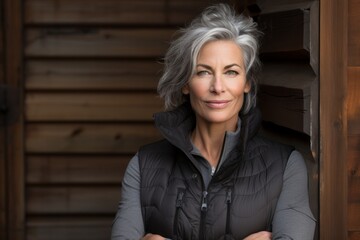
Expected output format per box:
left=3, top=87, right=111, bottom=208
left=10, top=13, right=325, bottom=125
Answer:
left=139, top=103, right=293, bottom=240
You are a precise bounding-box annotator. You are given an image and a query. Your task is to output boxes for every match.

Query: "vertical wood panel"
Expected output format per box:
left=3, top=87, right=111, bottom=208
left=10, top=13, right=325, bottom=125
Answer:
left=348, top=0, right=360, bottom=238
left=0, top=0, right=7, bottom=238
left=319, top=0, right=348, bottom=239
left=348, top=68, right=360, bottom=134
left=4, top=0, right=25, bottom=239
left=348, top=0, right=360, bottom=66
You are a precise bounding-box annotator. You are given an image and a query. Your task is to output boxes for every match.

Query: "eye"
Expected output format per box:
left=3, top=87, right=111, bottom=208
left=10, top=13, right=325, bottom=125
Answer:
left=225, top=70, right=239, bottom=76
left=196, top=70, right=211, bottom=77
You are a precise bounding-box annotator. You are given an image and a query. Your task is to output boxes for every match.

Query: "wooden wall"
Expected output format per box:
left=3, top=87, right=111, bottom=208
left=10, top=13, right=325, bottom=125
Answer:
left=1, top=0, right=358, bottom=239
left=348, top=0, right=360, bottom=238
left=22, top=0, right=217, bottom=239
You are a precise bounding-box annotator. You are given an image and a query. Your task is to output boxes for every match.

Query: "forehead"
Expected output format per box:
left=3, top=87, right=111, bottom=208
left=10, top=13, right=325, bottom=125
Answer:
left=196, top=40, right=244, bottom=63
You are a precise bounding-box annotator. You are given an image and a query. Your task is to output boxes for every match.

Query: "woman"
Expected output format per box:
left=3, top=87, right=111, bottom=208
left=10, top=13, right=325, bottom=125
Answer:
left=112, top=4, right=315, bottom=240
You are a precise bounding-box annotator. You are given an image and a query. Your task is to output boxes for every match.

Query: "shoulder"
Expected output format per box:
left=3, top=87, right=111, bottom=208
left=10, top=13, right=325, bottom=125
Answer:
left=138, top=139, right=178, bottom=169
left=248, top=135, right=294, bottom=159
left=138, top=139, right=177, bottom=158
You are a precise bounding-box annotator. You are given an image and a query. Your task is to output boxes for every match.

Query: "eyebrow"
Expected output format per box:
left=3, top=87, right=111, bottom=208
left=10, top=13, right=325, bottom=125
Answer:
left=196, top=63, right=243, bottom=70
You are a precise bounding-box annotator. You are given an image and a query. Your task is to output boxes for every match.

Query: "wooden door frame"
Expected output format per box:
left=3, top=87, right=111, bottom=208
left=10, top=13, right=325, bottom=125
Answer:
left=319, top=0, right=348, bottom=239
left=3, top=0, right=25, bottom=239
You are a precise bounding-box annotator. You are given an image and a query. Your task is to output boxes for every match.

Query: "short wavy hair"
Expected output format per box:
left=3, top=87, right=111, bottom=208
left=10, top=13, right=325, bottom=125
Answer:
left=157, top=3, right=261, bottom=114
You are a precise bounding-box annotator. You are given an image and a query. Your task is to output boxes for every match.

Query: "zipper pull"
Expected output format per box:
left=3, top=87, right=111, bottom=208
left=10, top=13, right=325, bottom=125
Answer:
left=201, top=191, right=208, bottom=211
left=176, top=190, right=185, bottom=208
left=226, top=189, right=232, bottom=204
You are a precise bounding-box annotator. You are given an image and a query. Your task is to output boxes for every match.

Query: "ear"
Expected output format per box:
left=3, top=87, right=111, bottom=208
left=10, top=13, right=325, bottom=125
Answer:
left=244, top=81, right=251, bottom=93
left=182, top=84, right=190, bottom=94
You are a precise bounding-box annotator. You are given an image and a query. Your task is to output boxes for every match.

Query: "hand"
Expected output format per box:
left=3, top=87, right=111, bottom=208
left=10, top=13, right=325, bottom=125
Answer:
left=141, top=233, right=166, bottom=240
left=243, top=231, right=272, bottom=240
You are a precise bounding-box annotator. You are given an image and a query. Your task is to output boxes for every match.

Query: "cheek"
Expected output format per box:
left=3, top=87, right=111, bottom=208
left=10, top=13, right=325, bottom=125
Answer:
left=188, top=81, right=208, bottom=98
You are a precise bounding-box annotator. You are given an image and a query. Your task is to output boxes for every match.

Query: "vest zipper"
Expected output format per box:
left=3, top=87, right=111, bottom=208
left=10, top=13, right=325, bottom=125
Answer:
left=225, top=188, right=232, bottom=238
left=173, top=189, right=185, bottom=240
left=199, top=190, right=208, bottom=240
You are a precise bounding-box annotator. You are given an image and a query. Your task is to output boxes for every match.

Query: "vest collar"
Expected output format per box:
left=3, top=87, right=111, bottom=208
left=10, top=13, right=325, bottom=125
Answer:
left=153, top=102, right=262, bottom=156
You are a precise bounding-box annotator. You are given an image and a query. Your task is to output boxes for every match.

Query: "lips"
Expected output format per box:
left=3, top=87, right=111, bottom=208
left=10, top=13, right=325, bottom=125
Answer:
left=205, top=100, right=231, bottom=109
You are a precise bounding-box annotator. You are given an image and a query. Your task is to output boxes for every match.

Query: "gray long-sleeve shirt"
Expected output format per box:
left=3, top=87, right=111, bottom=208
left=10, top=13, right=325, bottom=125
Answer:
left=111, top=125, right=316, bottom=239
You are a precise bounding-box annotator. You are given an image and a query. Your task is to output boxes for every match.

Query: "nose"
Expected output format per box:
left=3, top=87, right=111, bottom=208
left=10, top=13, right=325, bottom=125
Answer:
left=210, top=74, right=225, bottom=94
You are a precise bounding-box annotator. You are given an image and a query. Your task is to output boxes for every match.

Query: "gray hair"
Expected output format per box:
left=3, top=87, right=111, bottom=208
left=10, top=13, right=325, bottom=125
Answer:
left=157, top=3, right=261, bottom=114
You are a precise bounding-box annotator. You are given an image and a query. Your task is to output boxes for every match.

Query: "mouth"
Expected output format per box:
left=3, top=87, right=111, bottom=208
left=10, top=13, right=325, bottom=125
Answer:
left=205, top=100, right=231, bottom=109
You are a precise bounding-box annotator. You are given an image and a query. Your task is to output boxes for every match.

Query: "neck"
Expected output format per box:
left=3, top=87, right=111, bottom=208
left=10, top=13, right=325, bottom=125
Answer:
left=191, top=118, right=238, bottom=167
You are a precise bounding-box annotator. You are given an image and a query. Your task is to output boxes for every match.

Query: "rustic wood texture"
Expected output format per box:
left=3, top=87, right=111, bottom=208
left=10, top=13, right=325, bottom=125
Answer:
left=21, top=0, right=219, bottom=238
left=26, top=92, right=163, bottom=121
left=258, top=9, right=310, bottom=57
left=0, top=0, right=7, bottom=237
left=349, top=231, right=360, bottom=240
left=27, top=155, right=131, bottom=184
left=26, top=123, right=162, bottom=154
left=4, top=0, right=25, bottom=239
left=25, top=28, right=175, bottom=58
left=319, top=0, right=348, bottom=239
left=27, top=217, right=112, bottom=240
left=347, top=0, right=360, bottom=238
left=26, top=60, right=160, bottom=90
left=348, top=0, right=360, bottom=66
left=348, top=68, right=360, bottom=134
left=27, top=186, right=120, bottom=214
left=258, top=62, right=316, bottom=135
left=25, top=0, right=217, bottom=25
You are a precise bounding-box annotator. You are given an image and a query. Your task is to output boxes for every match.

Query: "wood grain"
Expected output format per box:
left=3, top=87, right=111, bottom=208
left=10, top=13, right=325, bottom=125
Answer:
left=349, top=203, right=360, bottom=231
left=348, top=0, right=360, bottom=66
left=258, top=9, right=309, bottom=57
left=348, top=67, right=360, bottom=134
left=258, top=62, right=316, bottom=135
left=26, top=60, right=160, bottom=90
left=27, top=216, right=113, bottom=240
left=319, top=0, right=348, bottom=239
left=27, top=186, right=120, bottom=214
left=25, top=28, right=175, bottom=58
left=4, top=0, right=25, bottom=239
left=26, top=123, right=162, bottom=154
left=25, top=92, right=163, bottom=121
left=25, top=0, right=216, bottom=25
left=27, top=155, right=131, bottom=184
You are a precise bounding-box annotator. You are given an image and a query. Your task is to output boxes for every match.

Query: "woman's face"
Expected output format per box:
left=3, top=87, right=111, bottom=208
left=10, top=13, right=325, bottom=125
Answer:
left=182, top=40, right=250, bottom=128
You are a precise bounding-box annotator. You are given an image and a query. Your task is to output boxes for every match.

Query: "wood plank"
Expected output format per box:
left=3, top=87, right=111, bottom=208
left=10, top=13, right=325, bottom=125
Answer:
left=349, top=231, right=360, bottom=240
left=256, top=0, right=316, bottom=14
left=0, top=1, right=7, bottom=238
left=27, top=155, right=131, bottom=184
left=348, top=67, right=360, bottom=134
left=349, top=176, right=360, bottom=202
left=25, top=28, right=175, bottom=58
left=27, top=186, right=120, bottom=214
left=4, top=0, right=25, bottom=239
left=348, top=135, right=360, bottom=178
left=349, top=0, right=360, bottom=66
left=26, top=60, right=160, bottom=90
left=258, top=9, right=310, bottom=58
left=27, top=216, right=112, bottom=240
left=258, top=62, right=316, bottom=135
left=26, top=123, right=162, bottom=154
left=25, top=0, right=215, bottom=25
left=25, top=92, right=163, bottom=121
left=319, top=0, right=348, bottom=239
left=349, top=203, right=360, bottom=231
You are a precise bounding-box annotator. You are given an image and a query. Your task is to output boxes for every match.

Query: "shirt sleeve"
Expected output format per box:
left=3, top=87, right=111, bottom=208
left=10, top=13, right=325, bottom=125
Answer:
left=111, top=153, right=145, bottom=240
left=272, top=150, right=316, bottom=240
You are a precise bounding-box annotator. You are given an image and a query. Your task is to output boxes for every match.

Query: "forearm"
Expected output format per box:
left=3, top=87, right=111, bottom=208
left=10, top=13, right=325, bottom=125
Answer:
left=272, top=151, right=316, bottom=239
left=111, top=154, right=145, bottom=239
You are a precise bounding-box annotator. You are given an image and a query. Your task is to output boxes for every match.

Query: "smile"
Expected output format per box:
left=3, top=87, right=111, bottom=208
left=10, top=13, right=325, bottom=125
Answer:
left=205, top=100, right=231, bottom=109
